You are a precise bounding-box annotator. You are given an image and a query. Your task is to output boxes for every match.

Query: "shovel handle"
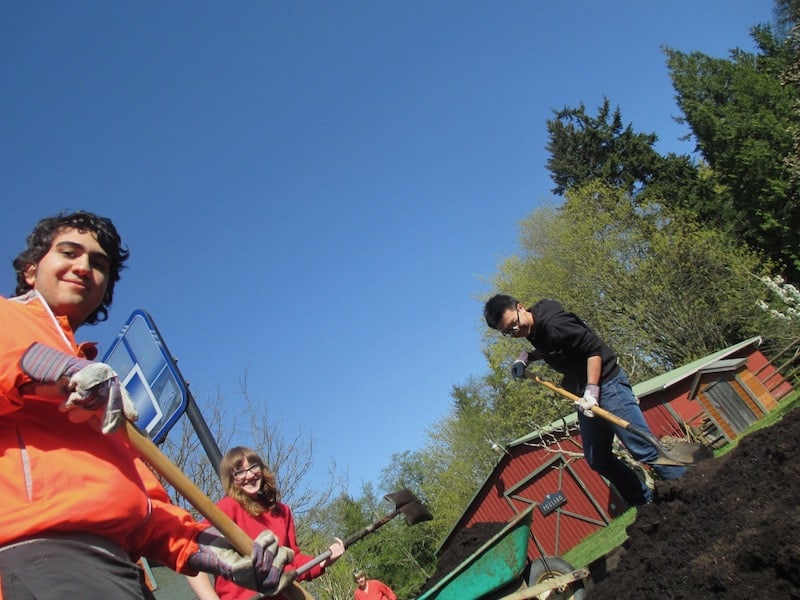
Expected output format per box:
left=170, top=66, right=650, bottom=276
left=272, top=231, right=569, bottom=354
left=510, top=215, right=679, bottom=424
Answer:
left=524, top=373, right=662, bottom=442
left=126, top=422, right=253, bottom=554
left=523, top=373, right=698, bottom=467
left=526, top=375, right=632, bottom=428
left=293, top=507, right=403, bottom=577
left=124, top=422, right=314, bottom=600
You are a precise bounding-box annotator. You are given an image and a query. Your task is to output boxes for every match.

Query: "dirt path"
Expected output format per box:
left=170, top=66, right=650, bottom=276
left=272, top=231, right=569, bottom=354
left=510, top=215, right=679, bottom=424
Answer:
left=587, top=407, right=800, bottom=599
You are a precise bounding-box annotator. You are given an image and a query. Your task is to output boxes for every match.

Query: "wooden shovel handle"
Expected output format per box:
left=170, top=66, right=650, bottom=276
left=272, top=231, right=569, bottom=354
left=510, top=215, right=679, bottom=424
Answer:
left=523, top=372, right=700, bottom=467
left=125, top=422, right=314, bottom=600
left=526, top=375, right=633, bottom=429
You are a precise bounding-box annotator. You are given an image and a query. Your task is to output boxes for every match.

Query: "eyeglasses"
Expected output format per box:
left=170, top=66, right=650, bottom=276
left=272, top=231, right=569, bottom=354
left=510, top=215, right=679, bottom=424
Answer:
left=501, top=308, right=521, bottom=337
left=232, top=463, right=261, bottom=482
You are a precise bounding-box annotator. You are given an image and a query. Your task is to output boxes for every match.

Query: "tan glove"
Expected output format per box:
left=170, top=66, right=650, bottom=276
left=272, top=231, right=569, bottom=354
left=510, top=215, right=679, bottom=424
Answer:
left=187, top=528, right=295, bottom=596
left=20, top=342, right=138, bottom=433
left=64, top=363, right=139, bottom=433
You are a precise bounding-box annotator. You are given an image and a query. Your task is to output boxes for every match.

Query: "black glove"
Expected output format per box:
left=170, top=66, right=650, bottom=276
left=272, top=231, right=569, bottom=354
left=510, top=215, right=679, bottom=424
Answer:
left=187, top=527, right=295, bottom=596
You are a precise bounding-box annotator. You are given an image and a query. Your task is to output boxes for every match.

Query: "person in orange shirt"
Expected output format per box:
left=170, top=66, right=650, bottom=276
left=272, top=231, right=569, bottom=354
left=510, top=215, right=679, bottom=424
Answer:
left=0, top=211, right=294, bottom=599
left=353, top=570, right=396, bottom=600
left=187, top=446, right=345, bottom=600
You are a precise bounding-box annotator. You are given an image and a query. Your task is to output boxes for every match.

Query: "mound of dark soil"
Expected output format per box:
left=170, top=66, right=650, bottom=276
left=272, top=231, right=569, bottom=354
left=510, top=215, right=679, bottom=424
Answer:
left=588, top=407, right=800, bottom=599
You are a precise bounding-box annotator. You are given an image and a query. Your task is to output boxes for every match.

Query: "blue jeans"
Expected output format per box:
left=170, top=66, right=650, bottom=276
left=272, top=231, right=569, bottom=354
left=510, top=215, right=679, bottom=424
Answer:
left=578, top=371, right=686, bottom=505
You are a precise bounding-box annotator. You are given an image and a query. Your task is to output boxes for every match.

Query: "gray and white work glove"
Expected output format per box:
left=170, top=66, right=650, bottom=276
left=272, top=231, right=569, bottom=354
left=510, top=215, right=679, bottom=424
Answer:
left=575, top=384, right=599, bottom=417
left=19, top=342, right=138, bottom=433
left=187, top=527, right=295, bottom=596
left=510, top=351, right=529, bottom=379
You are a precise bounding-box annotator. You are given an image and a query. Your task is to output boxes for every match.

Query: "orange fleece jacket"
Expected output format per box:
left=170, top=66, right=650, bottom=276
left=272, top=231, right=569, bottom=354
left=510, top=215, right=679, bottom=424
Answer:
left=0, top=293, right=204, bottom=571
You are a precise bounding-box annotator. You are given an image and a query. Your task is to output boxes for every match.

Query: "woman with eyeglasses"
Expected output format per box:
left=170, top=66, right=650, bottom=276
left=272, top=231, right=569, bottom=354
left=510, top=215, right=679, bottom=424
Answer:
left=187, top=446, right=345, bottom=600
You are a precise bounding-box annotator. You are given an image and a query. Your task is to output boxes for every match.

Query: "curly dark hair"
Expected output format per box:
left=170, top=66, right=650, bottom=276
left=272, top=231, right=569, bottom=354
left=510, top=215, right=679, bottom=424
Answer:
left=13, top=211, right=130, bottom=325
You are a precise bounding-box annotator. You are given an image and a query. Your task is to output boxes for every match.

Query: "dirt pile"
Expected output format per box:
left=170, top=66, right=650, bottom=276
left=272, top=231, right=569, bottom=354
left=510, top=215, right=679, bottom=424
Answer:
left=588, top=407, right=800, bottom=599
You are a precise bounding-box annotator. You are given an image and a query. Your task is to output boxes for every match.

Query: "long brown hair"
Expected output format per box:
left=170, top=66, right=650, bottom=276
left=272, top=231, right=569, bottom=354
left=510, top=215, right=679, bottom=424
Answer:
left=220, top=446, right=279, bottom=517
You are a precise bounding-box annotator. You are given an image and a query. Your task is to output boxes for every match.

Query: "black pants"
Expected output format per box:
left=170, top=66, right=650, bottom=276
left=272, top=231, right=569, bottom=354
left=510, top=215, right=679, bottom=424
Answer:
left=0, top=535, right=156, bottom=599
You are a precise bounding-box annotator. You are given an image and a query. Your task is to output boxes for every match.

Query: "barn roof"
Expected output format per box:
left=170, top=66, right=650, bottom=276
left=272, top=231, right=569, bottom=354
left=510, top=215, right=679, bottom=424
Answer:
left=631, top=336, right=761, bottom=398
left=144, top=561, right=207, bottom=600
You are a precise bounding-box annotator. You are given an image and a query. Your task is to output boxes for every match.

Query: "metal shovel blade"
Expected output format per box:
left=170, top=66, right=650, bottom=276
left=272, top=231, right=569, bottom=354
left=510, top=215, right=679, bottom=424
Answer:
left=385, top=488, right=433, bottom=526
left=656, top=437, right=714, bottom=466
left=293, top=488, right=433, bottom=578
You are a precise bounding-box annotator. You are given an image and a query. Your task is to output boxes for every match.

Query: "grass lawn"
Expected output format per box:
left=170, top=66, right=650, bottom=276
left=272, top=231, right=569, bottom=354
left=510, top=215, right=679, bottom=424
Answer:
left=561, top=389, right=800, bottom=570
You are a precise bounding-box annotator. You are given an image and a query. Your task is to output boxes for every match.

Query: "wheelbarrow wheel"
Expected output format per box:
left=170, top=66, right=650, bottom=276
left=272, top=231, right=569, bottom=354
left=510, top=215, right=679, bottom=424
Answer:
left=528, top=556, right=586, bottom=600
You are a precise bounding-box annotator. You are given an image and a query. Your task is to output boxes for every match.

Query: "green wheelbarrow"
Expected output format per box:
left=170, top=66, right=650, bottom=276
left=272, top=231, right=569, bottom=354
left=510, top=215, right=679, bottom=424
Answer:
left=417, top=505, right=590, bottom=600
left=417, top=506, right=535, bottom=600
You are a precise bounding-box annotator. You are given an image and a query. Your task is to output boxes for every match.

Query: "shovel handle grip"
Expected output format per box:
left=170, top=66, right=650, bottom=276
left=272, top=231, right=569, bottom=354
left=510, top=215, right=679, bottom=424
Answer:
left=292, top=549, right=332, bottom=578
left=523, top=373, right=670, bottom=449
left=525, top=374, right=632, bottom=428
left=522, top=372, right=699, bottom=467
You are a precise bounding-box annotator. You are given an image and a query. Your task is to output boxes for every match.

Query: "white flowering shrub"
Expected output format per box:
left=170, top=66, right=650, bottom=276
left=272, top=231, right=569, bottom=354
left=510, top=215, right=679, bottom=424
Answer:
left=757, top=276, right=800, bottom=322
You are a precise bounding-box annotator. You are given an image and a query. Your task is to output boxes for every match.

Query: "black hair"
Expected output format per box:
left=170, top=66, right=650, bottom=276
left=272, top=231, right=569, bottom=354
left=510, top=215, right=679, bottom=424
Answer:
left=483, top=294, right=519, bottom=329
left=13, top=211, right=129, bottom=325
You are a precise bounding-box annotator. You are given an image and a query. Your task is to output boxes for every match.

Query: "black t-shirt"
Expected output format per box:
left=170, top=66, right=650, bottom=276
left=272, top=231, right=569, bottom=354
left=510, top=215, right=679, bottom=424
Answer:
left=526, top=299, right=619, bottom=394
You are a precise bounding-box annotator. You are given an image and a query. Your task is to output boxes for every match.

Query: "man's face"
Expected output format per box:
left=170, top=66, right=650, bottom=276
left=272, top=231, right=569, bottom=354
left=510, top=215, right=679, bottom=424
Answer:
left=24, top=227, right=110, bottom=329
left=356, top=575, right=367, bottom=589
left=497, top=304, right=530, bottom=338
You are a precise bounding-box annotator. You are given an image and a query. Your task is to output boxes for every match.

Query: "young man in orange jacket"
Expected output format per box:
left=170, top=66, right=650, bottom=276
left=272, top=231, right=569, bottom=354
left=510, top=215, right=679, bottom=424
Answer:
left=0, top=211, right=294, bottom=599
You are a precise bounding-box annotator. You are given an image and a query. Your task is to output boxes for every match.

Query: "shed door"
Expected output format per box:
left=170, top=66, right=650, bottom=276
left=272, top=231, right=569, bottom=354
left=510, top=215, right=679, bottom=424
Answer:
left=705, top=380, right=757, bottom=434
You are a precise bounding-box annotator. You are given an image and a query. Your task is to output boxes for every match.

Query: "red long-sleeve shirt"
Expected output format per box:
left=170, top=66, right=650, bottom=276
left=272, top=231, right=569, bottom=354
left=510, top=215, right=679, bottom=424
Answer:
left=210, top=496, right=325, bottom=600
left=354, top=579, right=397, bottom=600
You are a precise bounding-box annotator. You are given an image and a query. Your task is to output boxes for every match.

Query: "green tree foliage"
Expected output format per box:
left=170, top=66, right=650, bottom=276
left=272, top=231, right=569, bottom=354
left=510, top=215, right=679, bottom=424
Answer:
left=546, top=15, right=800, bottom=283
left=546, top=98, right=661, bottom=196
left=665, top=22, right=800, bottom=280
left=780, top=0, right=800, bottom=238
left=491, top=182, right=774, bottom=377
left=545, top=99, right=717, bottom=210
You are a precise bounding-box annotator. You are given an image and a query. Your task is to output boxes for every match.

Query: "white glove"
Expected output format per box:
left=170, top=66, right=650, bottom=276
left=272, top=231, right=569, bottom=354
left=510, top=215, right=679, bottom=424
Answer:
left=575, top=384, right=599, bottom=417
left=66, top=363, right=139, bottom=434
left=510, top=351, right=529, bottom=379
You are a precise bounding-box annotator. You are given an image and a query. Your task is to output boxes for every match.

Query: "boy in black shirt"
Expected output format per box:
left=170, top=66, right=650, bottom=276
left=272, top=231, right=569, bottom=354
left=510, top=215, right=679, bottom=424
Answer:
left=484, top=294, right=685, bottom=505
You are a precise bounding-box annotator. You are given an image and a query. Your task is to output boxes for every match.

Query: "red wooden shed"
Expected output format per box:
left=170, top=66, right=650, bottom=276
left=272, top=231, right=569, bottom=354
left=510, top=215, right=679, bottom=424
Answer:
left=437, top=337, right=793, bottom=565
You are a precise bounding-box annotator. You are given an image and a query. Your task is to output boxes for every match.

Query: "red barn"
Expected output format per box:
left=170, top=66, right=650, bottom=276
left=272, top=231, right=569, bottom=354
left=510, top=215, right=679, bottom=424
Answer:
left=437, top=337, right=793, bottom=565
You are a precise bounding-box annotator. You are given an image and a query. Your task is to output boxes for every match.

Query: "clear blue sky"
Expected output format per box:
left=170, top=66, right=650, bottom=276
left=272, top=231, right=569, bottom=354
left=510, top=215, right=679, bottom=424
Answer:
left=1, top=1, right=771, bottom=496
